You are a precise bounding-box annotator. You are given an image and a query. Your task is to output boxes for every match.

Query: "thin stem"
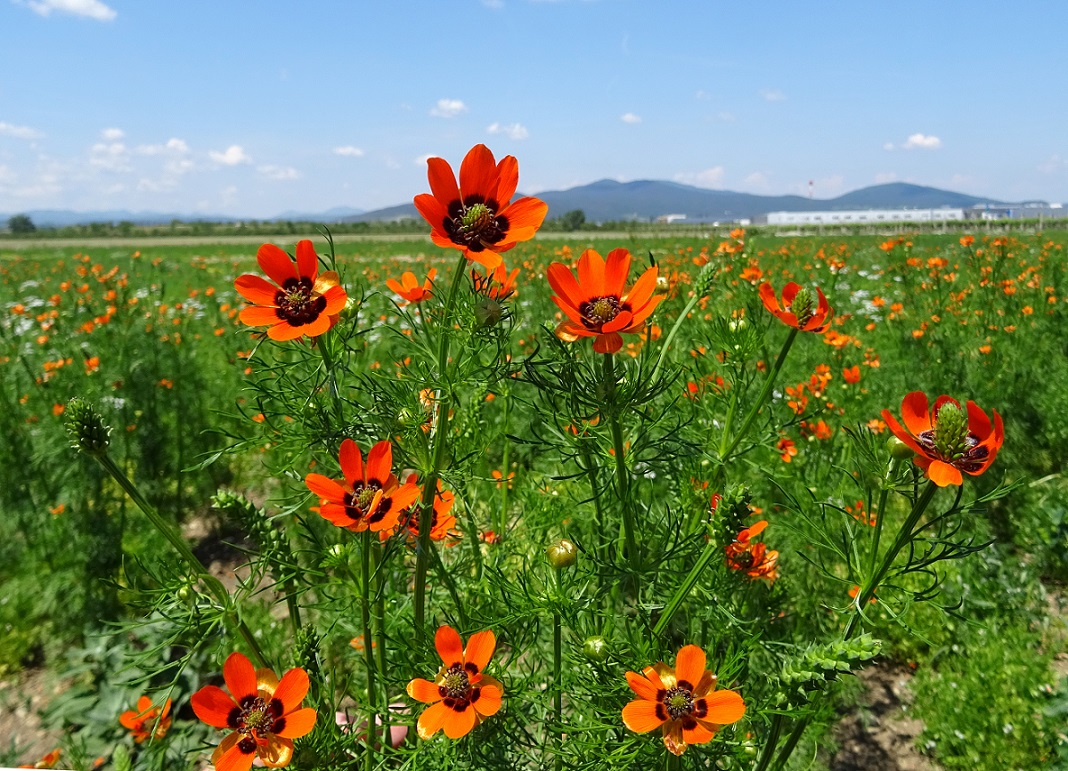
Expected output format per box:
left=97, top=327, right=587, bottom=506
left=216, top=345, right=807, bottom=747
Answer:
left=373, top=541, right=390, bottom=751
left=578, top=442, right=607, bottom=559
left=414, top=253, right=469, bottom=642
left=94, top=453, right=269, bottom=668
left=720, top=327, right=798, bottom=462
left=603, top=354, right=640, bottom=574
left=498, top=387, right=512, bottom=537
left=316, top=331, right=344, bottom=420
left=650, top=289, right=705, bottom=383
left=754, top=712, right=785, bottom=771
left=359, top=531, right=379, bottom=767
left=770, top=716, right=805, bottom=771
left=553, top=571, right=564, bottom=771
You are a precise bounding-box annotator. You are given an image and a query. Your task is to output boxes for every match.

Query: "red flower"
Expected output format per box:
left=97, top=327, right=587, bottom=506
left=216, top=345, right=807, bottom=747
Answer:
left=413, top=144, right=548, bottom=270
left=120, top=695, right=172, bottom=743
left=191, top=652, right=316, bottom=771
left=881, top=392, right=1004, bottom=487
left=547, top=248, right=664, bottom=354
left=842, top=365, right=861, bottom=384
left=407, top=626, right=503, bottom=739
left=305, top=439, right=421, bottom=535
left=759, top=282, right=833, bottom=332
left=387, top=268, right=437, bottom=304
left=725, top=520, right=779, bottom=582
left=472, top=262, right=520, bottom=301
left=234, top=241, right=348, bottom=341
left=622, top=644, right=745, bottom=756
left=393, top=480, right=456, bottom=542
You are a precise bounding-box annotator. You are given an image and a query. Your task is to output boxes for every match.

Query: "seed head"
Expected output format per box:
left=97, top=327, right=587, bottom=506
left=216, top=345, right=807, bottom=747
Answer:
left=64, top=397, right=111, bottom=457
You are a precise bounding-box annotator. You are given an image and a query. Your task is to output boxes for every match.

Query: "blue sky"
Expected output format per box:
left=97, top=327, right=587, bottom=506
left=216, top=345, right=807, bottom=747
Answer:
left=1, top=0, right=1066, bottom=217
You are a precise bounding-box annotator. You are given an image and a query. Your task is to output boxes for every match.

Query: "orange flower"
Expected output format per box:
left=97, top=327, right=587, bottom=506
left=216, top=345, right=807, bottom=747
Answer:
left=776, top=437, right=798, bottom=463
left=18, top=748, right=61, bottom=769
left=120, top=695, right=172, bottom=743
left=547, top=248, right=664, bottom=354
left=387, top=268, right=437, bottom=303
left=393, top=480, right=457, bottom=542
left=234, top=240, right=347, bottom=341
left=191, top=652, right=316, bottom=771
left=621, top=644, right=745, bottom=756
left=413, top=144, right=548, bottom=270
left=881, top=392, right=1004, bottom=487
left=407, top=625, right=503, bottom=739
left=759, top=282, right=833, bottom=332
left=472, top=262, right=520, bottom=301
left=305, top=439, right=421, bottom=535
left=842, top=365, right=861, bottom=384
left=725, top=520, right=779, bottom=582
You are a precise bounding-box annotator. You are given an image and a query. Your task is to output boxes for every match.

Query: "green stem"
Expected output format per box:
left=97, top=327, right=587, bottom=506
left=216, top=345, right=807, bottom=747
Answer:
left=373, top=540, right=389, bottom=751
left=603, top=354, right=640, bottom=574
left=770, top=716, right=805, bottom=771
left=414, top=253, right=470, bottom=642
left=650, top=290, right=705, bottom=384
left=652, top=532, right=721, bottom=638
left=316, top=331, right=344, bottom=419
left=498, top=387, right=512, bottom=537
left=578, top=442, right=607, bottom=559
left=93, top=453, right=269, bottom=667
left=754, top=712, right=785, bottom=771
left=719, top=327, right=798, bottom=462
left=359, top=531, right=379, bottom=766
left=553, top=577, right=563, bottom=771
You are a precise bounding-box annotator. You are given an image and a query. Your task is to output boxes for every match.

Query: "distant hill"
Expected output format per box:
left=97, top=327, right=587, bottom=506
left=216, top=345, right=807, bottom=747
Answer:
left=1, top=182, right=1035, bottom=229
left=342, top=180, right=1008, bottom=225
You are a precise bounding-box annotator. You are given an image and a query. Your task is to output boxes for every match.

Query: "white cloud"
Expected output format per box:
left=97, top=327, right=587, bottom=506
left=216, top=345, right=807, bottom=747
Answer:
left=620, top=113, right=642, bottom=124
left=258, top=165, right=300, bottom=181
left=430, top=99, right=467, bottom=118
left=487, top=122, right=529, bottom=140
left=1038, top=154, right=1066, bottom=174
left=760, top=89, right=786, bottom=102
left=883, top=142, right=896, bottom=151
left=136, top=137, right=189, bottom=155
left=20, top=0, right=116, bottom=21
left=0, top=121, right=43, bottom=140
left=101, top=127, right=124, bottom=141
left=902, top=133, right=942, bottom=150
left=740, top=171, right=773, bottom=193
left=89, top=140, right=130, bottom=171
left=209, top=145, right=251, bottom=165
left=334, top=145, right=365, bottom=157
left=674, top=166, right=725, bottom=188
left=874, top=172, right=899, bottom=184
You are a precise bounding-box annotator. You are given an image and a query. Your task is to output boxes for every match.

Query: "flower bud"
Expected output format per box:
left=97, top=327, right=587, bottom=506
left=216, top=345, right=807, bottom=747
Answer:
left=886, top=436, right=915, bottom=460
left=64, top=397, right=111, bottom=457
left=474, top=297, right=505, bottom=328
left=546, top=539, right=577, bottom=570
left=339, top=296, right=360, bottom=321
left=582, top=636, right=609, bottom=662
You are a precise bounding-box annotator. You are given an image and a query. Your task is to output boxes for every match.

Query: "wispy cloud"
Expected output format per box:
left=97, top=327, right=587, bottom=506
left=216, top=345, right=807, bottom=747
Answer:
left=1038, top=154, right=1066, bottom=174
left=89, top=139, right=130, bottom=171
left=209, top=145, right=251, bottom=166
left=620, top=112, right=642, bottom=124
left=258, top=165, right=300, bottom=181
left=430, top=99, right=467, bottom=118
left=674, top=166, right=725, bottom=188
left=0, top=121, right=43, bottom=140
left=101, top=127, right=124, bottom=141
left=760, top=89, right=786, bottom=102
left=334, top=145, right=365, bottom=157
left=136, top=138, right=189, bottom=156
left=487, top=122, right=529, bottom=140
left=19, top=0, right=116, bottom=21
left=887, top=133, right=942, bottom=151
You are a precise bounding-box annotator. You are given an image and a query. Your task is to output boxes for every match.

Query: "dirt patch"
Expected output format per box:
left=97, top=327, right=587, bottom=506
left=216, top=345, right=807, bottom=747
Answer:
left=0, top=668, right=65, bottom=766
left=830, top=663, right=940, bottom=771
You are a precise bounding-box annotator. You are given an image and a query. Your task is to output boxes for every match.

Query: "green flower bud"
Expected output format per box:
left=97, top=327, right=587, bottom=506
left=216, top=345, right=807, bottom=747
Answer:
left=886, top=436, right=915, bottom=460
left=474, top=297, right=505, bottom=328
left=339, top=296, right=359, bottom=321
left=64, top=397, right=111, bottom=457
left=546, top=539, right=577, bottom=570
left=582, top=636, right=609, bottom=662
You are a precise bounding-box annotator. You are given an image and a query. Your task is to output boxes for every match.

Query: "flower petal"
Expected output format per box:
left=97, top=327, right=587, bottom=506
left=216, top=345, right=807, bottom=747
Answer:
left=622, top=699, right=665, bottom=733
left=305, top=473, right=347, bottom=503
left=272, top=668, right=309, bottom=713
left=625, top=671, right=662, bottom=701
left=435, top=625, right=464, bottom=668
left=592, top=332, right=623, bottom=354
left=926, top=459, right=963, bottom=487
left=464, top=630, right=496, bottom=674
left=427, top=157, right=460, bottom=207
left=365, top=440, right=393, bottom=487
left=459, top=144, right=496, bottom=200
left=240, top=306, right=283, bottom=327
left=407, top=677, right=443, bottom=704
left=213, top=732, right=256, bottom=771
left=493, top=154, right=519, bottom=205
left=577, top=249, right=606, bottom=296
left=223, top=652, right=258, bottom=701
left=257, top=244, right=298, bottom=287
left=673, top=645, right=707, bottom=691
left=682, top=720, right=715, bottom=746
left=338, top=438, right=365, bottom=488
left=294, top=240, right=318, bottom=280
left=498, top=196, right=548, bottom=239
left=417, top=701, right=450, bottom=739
left=473, top=677, right=503, bottom=718
left=701, top=688, right=746, bottom=725
left=603, top=248, right=632, bottom=299
left=274, top=707, right=316, bottom=739
left=235, top=274, right=281, bottom=306
left=257, top=734, right=294, bottom=768
left=443, top=704, right=478, bottom=739
left=547, top=263, right=586, bottom=311
left=900, top=392, right=933, bottom=436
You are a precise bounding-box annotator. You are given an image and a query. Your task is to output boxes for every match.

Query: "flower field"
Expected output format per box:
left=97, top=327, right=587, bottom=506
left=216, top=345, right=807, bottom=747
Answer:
left=2, top=150, right=1068, bottom=771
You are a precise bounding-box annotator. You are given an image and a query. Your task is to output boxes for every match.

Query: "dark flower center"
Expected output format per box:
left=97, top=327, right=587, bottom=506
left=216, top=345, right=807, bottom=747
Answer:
left=662, top=685, right=695, bottom=720
left=579, top=295, right=626, bottom=329
left=227, top=695, right=286, bottom=744
left=444, top=195, right=508, bottom=253
left=438, top=664, right=482, bottom=713
left=344, top=482, right=389, bottom=524
left=275, top=277, right=327, bottom=327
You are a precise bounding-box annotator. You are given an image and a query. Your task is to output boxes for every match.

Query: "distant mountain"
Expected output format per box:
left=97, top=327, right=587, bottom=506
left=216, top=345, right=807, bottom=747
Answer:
left=269, top=206, right=365, bottom=222
left=339, top=180, right=1008, bottom=225
left=0, top=209, right=240, bottom=228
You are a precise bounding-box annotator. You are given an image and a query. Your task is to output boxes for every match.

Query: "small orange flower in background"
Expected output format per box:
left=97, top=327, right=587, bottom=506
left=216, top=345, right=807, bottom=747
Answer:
left=849, top=585, right=877, bottom=604
left=547, top=248, right=664, bottom=354
left=776, top=437, right=798, bottom=463
left=842, top=365, right=861, bottom=384
left=959, top=235, right=975, bottom=248
left=413, top=144, right=548, bottom=270
left=18, top=748, right=61, bottom=768
left=725, top=521, right=779, bottom=582
left=234, top=240, right=347, bottom=341
left=192, top=652, right=316, bottom=771
left=882, top=391, right=1004, bottom=487
left=407, top=625, right=503, bottom=739
left=305, top=439, right=421, bottom=535
left=759, top=282, right=833, bottom=332
left=120, top=695, right=172, bottom=743
left=622, top=644, right=745, bottom=756
left=387, top=268, right=437, bottom=304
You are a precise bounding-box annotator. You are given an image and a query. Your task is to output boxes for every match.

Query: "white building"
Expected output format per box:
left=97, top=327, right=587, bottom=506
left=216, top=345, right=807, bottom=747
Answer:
left=762, top=208, right=964, bottom=226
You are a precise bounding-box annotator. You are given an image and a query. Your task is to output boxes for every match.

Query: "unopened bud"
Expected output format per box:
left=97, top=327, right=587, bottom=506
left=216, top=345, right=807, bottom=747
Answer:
left=474, top=297, right=505, bottom=328
left=339, top=296, right=359, bottom=321
left=582, top=636, right=609, bottom=662
left=546, top=539, right=577, bottom=569
left=64, top=397, right=111, bottom=457
left=886, top=436, right=914, bottom=460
